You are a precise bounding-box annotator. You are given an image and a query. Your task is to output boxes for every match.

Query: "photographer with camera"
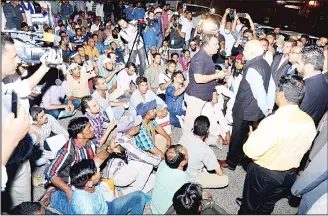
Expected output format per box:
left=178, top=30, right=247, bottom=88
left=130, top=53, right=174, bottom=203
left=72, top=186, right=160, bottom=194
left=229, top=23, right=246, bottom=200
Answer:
left=165, top=12, right=186, bottom=58
left=231, top=29, right=254, bottom=57
left=231, top=11, right=255, bottom=41
left=118, top=18, right=147, bottom=77
left=1, top=34, right=62, bottom=211
left=142, top=11, right=160, bottom=54
left=220, top=8, right=237, bottom=57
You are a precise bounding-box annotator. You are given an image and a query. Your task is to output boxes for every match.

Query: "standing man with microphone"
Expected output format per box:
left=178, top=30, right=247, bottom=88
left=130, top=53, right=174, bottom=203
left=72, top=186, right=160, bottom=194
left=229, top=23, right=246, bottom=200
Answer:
left=183, top=33, right=225, bottom=133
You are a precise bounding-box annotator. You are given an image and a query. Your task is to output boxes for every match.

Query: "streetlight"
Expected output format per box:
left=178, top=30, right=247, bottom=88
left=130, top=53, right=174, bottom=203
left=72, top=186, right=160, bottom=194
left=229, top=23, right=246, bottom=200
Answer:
left=308, top=1, right=319, bottom=7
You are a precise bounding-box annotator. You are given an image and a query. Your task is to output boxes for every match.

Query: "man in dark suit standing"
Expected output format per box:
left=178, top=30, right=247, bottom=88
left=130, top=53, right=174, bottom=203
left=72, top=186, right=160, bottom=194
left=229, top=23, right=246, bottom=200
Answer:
left=297, top=46, right=328, bottom=126
left=287, top=46, right=303, bottom=75
left=271, top=39, right=296, bottom=85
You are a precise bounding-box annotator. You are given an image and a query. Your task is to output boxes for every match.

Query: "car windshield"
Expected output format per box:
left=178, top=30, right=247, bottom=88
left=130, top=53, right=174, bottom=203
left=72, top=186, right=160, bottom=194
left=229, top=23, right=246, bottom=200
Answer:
left=186, top=5, right=211, bottom=17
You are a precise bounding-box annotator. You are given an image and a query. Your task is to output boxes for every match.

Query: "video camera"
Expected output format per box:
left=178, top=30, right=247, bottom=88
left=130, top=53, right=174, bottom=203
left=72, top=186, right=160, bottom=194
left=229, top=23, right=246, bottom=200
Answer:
left=146, top=17, right=158, bottom=28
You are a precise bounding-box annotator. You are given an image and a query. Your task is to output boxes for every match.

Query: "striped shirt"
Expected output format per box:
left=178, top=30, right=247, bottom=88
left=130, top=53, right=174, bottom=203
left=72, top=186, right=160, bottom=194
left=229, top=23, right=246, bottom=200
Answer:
left=85, top=110, right=109, bottom=147
left=44, top=139, right=97, bottom=185
left=117, top=133, right=161, bottom=167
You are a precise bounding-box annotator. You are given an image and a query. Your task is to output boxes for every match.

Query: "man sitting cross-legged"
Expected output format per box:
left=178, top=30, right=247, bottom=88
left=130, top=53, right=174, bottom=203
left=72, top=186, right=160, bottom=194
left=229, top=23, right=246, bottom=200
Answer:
left=134, top=100, right=171, bottom=160
left=151, top=144, right=189, bottom=214
left=68, top=159, right=146, bottom=214
left=129, top=77, right=168, bottom=119
left=44, top=117, right=116, bottom=213
left=179, top=116, right=229, bottom=189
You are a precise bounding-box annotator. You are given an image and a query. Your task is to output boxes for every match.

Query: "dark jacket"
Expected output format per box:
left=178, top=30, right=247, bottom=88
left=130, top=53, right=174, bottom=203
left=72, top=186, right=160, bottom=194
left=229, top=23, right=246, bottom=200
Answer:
left=233, top=55, right=272, bottom=121
left=271, top=54, right=292, bottom=85
left=300, top=74, right=328, bottom=126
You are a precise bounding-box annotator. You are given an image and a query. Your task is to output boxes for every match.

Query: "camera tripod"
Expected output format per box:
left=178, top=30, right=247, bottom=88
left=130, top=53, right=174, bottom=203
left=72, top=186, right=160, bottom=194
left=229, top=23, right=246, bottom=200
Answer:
left=127, top=21, right=149, bottom=76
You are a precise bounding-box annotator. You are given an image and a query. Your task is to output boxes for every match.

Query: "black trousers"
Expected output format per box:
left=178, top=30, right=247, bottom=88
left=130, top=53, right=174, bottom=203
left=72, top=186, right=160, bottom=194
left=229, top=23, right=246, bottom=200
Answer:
left=238, top=163, right=297, bottom=215
left=226, top=117, right=252, bottom=168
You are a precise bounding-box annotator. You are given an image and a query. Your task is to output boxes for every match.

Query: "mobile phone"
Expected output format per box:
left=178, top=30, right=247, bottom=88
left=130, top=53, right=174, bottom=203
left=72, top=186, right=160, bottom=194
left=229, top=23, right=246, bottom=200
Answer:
left=237, top=13, right=246, bottom=18
left=11, top=90, right=18, bottom=118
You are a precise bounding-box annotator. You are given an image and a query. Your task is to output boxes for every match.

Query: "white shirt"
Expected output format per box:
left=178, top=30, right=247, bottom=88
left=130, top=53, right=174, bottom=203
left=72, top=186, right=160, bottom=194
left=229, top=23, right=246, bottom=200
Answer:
left=96, top=3, right=104, bottom=18
left=86, top=1, right=94, bottom=12
left=263, top=52, right=273, bottom=66
left=39, top=1, right=51, bottom=12
left=90, top=23, right=100, bottom=33
left=116, top=69, right=137, bottom=91
left=120, top=22, right=144, bottom=51
left=21, top=1, right=35, bottom=26
left=2, top=165, right=7, bottom=191
left=157, top=72, right=172, bottom=94
left=202, top=102, right=229, bottom=138
left=181, top=19, right=193, bottom=41
left=277, top=55, right=288, bottom=69
left=219, top=24, right=236, bottom=57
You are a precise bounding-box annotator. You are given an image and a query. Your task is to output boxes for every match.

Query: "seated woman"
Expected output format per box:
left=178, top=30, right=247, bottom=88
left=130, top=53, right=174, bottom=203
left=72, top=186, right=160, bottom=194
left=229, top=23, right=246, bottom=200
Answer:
left=165, top=71, right=188, bottom=128
left=40, top=69, right=80, bottom=119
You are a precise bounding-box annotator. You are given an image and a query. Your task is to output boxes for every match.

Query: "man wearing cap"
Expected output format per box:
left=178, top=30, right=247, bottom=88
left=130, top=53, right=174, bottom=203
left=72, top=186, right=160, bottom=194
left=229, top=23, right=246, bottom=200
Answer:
left=71, top=52, right=99, bottom=81
left=129, top=77, right=168, bottom=118
left=98, top=58, right=121, bottom=96
left=81, top=95, right=117, bottom=148
left=189, top=41, right=199, bottom=59
left=67, top=63, right=97, bottom=100
left=134, top=100, right=171, bottom=160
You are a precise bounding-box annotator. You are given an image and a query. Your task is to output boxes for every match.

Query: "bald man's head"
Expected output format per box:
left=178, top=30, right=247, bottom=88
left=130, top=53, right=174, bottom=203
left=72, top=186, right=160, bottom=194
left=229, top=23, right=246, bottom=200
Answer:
left=289, top=46, right=303, bottom=65
left=243, top=40, right=264, bottom=61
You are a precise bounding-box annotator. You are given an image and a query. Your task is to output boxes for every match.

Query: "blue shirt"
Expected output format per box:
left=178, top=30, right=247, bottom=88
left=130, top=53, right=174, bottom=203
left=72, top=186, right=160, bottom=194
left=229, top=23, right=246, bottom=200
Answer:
left=133, top=7, right=145, bottom=20
left=165, top=85, right=185, bottom=114
left=142, top=22, right=160, bottom=46
left=95, top=42, right=105, bottom=55
left=60, top=3, right=73, bottom=16
left=124, top=7, right=134, bottom=21
left=69, top=185, right=108, bottom=214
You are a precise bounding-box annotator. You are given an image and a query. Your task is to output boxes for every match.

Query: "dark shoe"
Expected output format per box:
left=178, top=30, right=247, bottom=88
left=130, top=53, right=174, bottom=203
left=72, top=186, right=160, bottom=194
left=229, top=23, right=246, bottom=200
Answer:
left=236, top=197, right=243, bottom=206
left=218, top=159, right=236, bottom=171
